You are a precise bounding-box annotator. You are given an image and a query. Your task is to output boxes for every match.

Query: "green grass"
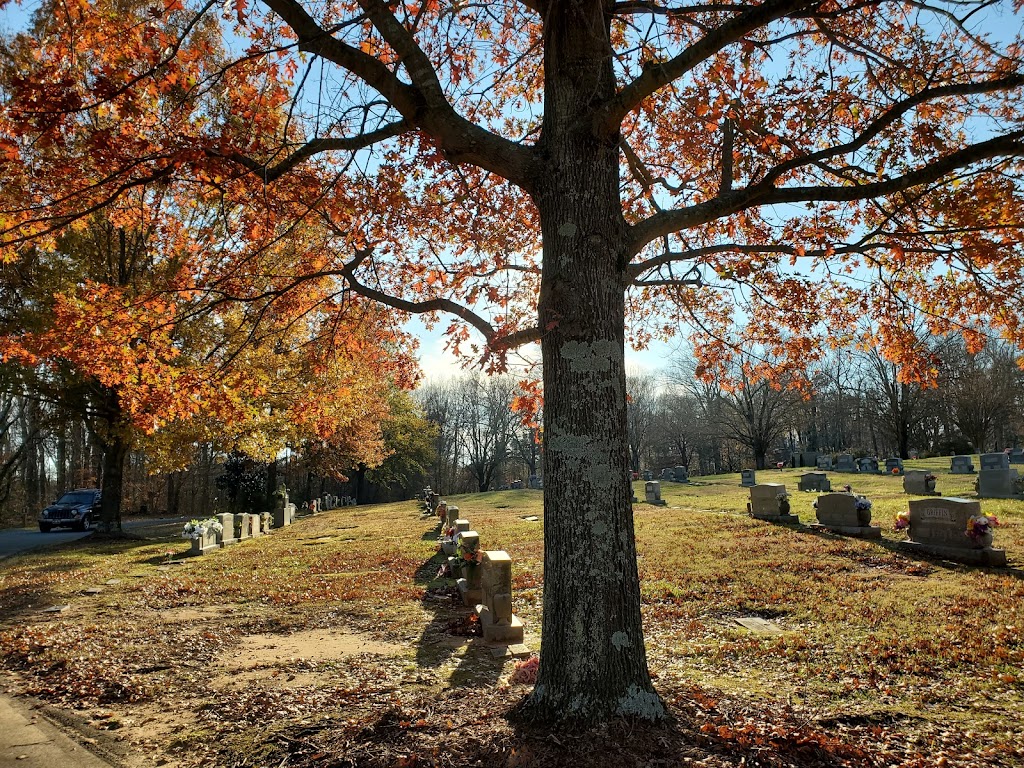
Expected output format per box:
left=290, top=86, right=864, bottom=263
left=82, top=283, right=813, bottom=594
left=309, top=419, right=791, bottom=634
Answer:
left=1, top=461, right=1022, bottom=766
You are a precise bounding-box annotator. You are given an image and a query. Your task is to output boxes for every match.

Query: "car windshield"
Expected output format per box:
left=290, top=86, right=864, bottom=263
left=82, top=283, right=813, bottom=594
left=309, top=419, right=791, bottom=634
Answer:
left=56, top=492, right=96, bottom=505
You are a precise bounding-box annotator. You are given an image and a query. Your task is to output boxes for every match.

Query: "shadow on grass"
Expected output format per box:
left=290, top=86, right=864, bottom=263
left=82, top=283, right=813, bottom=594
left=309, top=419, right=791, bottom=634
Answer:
left=800, top=524, right=1024, bottom=578
left=410, top=548, right=507, bottom=690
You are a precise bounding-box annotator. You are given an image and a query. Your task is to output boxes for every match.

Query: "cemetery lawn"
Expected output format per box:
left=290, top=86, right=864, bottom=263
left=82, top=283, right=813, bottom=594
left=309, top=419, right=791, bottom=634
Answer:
left=1, top=461, right=1022, bottom=768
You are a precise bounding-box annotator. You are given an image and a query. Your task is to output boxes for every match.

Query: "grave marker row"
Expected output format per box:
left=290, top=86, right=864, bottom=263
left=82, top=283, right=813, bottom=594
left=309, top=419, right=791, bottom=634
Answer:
left=430, top=497, right=527, bottom=644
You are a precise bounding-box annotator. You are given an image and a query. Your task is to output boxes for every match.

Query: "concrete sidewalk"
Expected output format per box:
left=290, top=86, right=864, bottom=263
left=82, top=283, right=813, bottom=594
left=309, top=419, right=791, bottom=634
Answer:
left=0, top=692, right=114, bottom=767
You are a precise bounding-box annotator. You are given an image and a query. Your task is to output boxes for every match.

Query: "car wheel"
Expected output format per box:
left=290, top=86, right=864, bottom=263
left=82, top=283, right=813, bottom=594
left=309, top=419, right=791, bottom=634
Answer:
left=39, top=523, right=52, bottom=533
left=74, top=516, right=90, bottom=532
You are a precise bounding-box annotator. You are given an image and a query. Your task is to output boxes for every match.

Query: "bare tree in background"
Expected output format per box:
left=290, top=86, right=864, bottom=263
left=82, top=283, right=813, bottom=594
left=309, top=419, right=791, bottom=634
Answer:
left=626, top=372, right=660, bottom=474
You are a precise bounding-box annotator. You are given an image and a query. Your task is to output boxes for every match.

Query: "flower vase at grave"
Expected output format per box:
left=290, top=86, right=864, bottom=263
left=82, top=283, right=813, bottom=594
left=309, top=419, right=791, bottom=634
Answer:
left=968, top=530, right=994, bottom=549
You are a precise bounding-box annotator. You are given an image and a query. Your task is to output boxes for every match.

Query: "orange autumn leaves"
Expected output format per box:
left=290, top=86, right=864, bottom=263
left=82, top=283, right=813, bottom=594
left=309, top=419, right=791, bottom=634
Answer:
left=2, top=283, right=203, bottom=432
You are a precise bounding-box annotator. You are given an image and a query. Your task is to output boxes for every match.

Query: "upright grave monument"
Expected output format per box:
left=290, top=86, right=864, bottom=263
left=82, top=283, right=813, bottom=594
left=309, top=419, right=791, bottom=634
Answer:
left=899, top=497, right=1006, bottom=566
left=903, top=469, right=939, bottom=496
left=798, top=472, right=831, bottom=492
left=645, top=481, right=667, bottom=506
left=858, top=457, right=881, bottom=474
left=739, top=469, right=756, bottom=487
left=885, top=457, right=904, bottom=475
left=835, top=454, right=858, bottom=473
left=977, top=453, right=1020, bottom=499
left=950, top=455, right=976, bottom=474
left=811, top=492, right=881, bottom=538
left=747, top=484, right=799, bottom=523
left=475, top=551, right=525, bottom=643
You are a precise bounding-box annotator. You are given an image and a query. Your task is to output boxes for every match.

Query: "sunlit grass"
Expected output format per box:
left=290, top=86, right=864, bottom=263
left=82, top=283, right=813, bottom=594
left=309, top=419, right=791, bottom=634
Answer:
left=0, top=460, right=1022, bottom=764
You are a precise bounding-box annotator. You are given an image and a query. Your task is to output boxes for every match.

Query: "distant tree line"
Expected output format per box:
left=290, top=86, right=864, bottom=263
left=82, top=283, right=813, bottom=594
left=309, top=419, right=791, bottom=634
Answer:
left=416, top=374, right=539, bottom=495
left=630, top=336, right=1024, bottom=474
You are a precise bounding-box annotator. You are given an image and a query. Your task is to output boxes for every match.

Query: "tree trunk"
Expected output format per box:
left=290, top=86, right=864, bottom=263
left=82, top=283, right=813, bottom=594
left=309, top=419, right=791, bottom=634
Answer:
left=98, top=433, right=128, bottom=532
left=523, top=1, right=661, bottom=723
left=353, top=464, right=366, bottom=504
left=166, top=471, right=181, bottom=516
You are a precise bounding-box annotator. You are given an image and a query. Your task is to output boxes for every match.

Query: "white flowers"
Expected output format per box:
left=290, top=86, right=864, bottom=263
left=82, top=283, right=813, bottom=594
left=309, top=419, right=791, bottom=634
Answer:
left=182, top=518, right=224, bottom=540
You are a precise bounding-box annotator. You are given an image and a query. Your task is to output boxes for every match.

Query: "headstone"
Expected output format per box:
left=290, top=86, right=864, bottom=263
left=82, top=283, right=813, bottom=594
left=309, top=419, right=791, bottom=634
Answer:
left=455, top=518, right=471, bottom=533
left=189, top=524, right=219, bottom=556
left=739, top=469, right=756, bottom=487
left=858, top=457, right=880, bottom=474
left=446, top=505, right=460, bottom=529
left=660, top=468, right=674, bottom=481
left=980, top=452, right=1010, bottom=471
left=217, top=513, right=238, bottom=546
left=800, top=451, right=819, bottom=468
left=835, top=454, right=858, bottom=473
left=903, top=469, right=939, bottom=496
left=950, top=455, right=976, bottom=474
left=815, top=455, right=833, bottom=471
left=899, top=497, right=1007, bottom=566
left=475, top=550, right=524, bottom=643
left=641, top=470, right=653, bottom=481
left=455, top=531, right=483, bottom=606
left=747, top=483, right=798, bottom=523
left=235, top=513, right=252, bottom=541
left=797, top=472, right=831, bottom=492
left=811, top=493, right=880, bottom=537
left=644, top=481, right=667, bottom=506
left=529, top=475, right=543, bottom=489
left=884, top=457, right=904, bottom=475
left=273, top=503, right=292, bottom=528
left=260, top=512, right=272, bottom=534
left=1010, top=449, right=1024, bottom=465
left=977, top=466, right=1020, bottom=499
left=672, top=465, right=689, bottom=483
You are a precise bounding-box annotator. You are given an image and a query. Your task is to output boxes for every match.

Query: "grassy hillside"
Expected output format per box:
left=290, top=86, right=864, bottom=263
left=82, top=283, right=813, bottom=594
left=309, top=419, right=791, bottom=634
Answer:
left=0, top=460, right=1021, bottom=767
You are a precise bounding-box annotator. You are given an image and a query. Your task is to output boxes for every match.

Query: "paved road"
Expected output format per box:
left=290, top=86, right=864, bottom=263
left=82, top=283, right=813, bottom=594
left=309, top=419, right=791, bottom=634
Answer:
left=0, top=516, right=189, bottom=561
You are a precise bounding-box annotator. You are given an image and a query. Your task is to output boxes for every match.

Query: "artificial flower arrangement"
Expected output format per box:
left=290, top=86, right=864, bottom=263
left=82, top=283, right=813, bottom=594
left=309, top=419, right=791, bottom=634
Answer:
left=459, top=545, right=483, bottom=568
left=891, top=467, right=900, bottom=475
left=181, top=518, right=223, bottom=540
left=966, top=513, right=999, bottom=541
left=855, top=496, right=872, bottom=512
left=894, top=510, right=911, bottom=531
left=437, top=524, right=458, bottom=555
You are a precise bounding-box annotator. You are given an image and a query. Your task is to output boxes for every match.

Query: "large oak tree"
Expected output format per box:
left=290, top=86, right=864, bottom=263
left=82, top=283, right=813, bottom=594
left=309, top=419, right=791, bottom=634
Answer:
left=3, top=0, right=1024, bottom=722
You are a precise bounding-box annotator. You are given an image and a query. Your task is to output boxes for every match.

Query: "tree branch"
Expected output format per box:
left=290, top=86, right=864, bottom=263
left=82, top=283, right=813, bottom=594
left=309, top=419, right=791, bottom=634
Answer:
left=599, top=0, right=813, bottom=131
left=214, top=120, right=411, bottom=182
left=630, top=130, right=1024, bottom=253
left=262, top=0, right=535, bottom=186
left=339, top=251, right=542, bottom=351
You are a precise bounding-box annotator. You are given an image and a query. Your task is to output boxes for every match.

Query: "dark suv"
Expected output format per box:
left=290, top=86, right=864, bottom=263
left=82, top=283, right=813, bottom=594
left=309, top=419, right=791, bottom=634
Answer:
left=39, top=489, right=101, bottom=532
